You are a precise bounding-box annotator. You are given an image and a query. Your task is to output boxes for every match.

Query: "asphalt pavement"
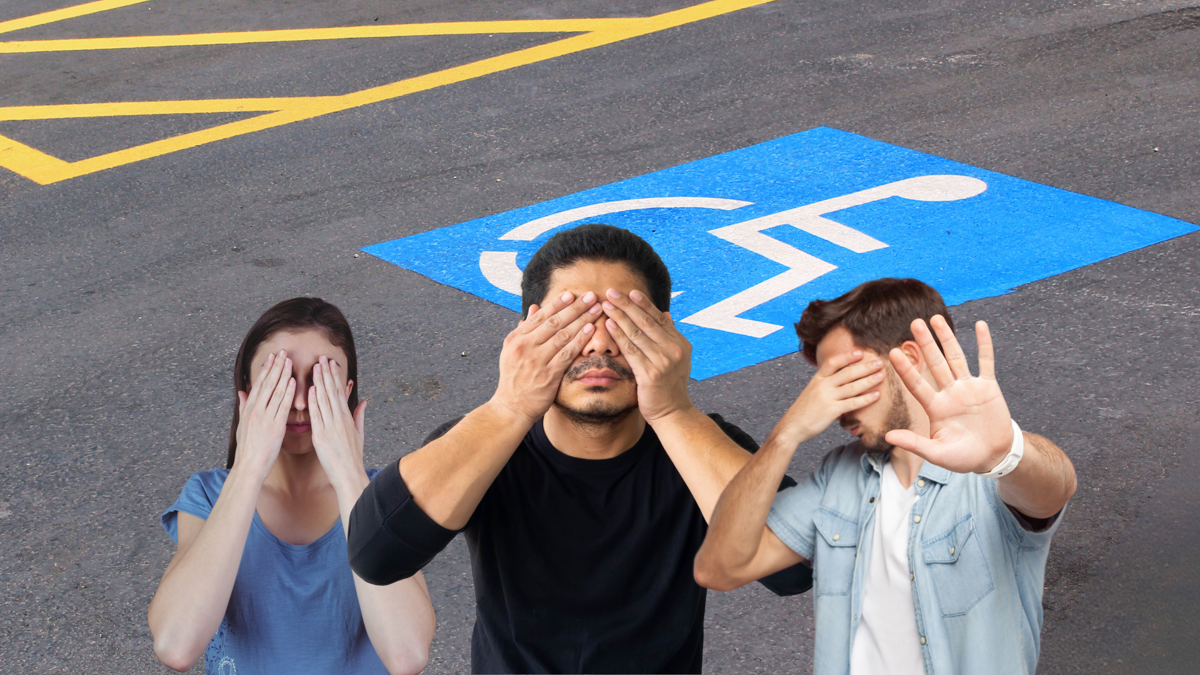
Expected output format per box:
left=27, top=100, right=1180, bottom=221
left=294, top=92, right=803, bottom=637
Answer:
left=1, top=1, right=1197, bottom=673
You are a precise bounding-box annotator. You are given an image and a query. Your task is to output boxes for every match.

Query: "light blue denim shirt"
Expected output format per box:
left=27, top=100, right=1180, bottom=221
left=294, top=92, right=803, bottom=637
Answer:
left=767, top=442, right=1063, bottom=675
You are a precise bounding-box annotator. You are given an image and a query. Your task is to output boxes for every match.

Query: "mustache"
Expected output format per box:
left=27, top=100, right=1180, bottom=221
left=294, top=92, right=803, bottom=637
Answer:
left=565, top=355, right=634, bottom=382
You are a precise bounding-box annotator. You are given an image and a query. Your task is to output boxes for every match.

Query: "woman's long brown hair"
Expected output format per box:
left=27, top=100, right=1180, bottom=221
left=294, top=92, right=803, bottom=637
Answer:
left=227, top=297, right=358, bottom=469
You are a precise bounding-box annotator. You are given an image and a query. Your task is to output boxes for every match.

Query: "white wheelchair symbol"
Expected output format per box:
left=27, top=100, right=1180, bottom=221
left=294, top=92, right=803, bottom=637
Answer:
left=479, top=175, right=986, bottom=338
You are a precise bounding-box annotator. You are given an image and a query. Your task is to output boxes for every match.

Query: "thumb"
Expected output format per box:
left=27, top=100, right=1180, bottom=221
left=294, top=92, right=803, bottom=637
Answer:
left=885, top=428, right=933, bottom=456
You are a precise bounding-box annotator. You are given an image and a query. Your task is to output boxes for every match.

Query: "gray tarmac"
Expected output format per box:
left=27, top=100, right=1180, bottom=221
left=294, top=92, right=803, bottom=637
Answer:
left=1, top=0, right=1197, bottom=672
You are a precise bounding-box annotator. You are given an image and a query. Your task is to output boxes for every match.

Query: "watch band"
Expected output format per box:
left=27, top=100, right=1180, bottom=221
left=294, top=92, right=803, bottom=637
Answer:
left=976, top=419, right=1024, bottom=479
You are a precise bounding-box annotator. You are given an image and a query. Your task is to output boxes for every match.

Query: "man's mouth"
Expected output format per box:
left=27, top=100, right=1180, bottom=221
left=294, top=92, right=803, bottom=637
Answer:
left=841, top=420, right=860, bottom=436
left=576, top=369, right=622, bottom=387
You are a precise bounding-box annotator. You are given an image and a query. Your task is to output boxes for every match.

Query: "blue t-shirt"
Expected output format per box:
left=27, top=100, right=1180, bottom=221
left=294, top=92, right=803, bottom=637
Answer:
left=161, top=468, right=388, bottom=675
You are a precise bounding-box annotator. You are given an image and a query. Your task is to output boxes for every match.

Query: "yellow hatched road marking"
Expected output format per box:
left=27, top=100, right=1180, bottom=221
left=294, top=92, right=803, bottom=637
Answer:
left=0, top=0, right=774, bottom=184
left=0, top=19, right=641, bottom=52
left=0, top=0, right=150, bottom=35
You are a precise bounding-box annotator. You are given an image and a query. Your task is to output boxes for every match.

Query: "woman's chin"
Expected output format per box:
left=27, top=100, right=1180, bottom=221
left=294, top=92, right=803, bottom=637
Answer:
left=279, top=439, right=316, bottom=456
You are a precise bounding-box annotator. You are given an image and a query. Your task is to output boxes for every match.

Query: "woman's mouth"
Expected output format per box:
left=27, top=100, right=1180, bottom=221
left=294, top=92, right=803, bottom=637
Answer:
left=286, top=422, right=312, bottom=434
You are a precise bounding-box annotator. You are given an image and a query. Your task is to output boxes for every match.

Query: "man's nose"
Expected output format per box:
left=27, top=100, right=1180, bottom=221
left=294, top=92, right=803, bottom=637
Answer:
left=582, top=315, right=620, bottom=356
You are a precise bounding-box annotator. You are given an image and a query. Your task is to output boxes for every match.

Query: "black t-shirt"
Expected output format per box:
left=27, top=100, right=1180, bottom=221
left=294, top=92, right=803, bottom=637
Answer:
left=348, top=414, right=812, bottom=674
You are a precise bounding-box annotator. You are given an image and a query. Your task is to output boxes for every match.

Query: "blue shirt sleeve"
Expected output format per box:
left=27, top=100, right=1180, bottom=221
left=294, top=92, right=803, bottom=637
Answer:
left=160, top=469, right=227, bottom=544
left=980, top=474, right=1066, bottom=550
left=766, top=446, right=847, bottom=560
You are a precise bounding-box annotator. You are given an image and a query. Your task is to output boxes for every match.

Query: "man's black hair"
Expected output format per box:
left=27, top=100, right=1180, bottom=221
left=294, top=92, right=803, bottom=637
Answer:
left=521, top=224, right=672, bottom=316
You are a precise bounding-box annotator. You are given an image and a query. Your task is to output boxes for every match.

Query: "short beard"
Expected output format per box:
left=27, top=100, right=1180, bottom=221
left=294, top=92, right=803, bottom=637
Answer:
left=860, top=370, right=912, bottom=452
left=554, top=399, right=637, bottom=433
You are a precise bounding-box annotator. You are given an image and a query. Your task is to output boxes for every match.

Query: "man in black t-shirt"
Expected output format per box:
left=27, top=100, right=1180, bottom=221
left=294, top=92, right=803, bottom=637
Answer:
left=349, top=224, right=811, bottom=673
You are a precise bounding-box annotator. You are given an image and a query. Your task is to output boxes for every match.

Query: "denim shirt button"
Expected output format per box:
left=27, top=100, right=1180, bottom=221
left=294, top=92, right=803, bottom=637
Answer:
left=920, top=637, right=927, bottom=645
left=918, top=479, right=926, bottom=488
left=950, top=546, right=956, bottom=555
left=833, top=534, right=840, bottom=541
left=913, top=515, right=921, bottom=523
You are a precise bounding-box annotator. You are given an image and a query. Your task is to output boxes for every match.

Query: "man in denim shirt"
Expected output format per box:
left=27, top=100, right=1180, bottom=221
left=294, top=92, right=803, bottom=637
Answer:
left=695, top=278, right=1077, bottom=674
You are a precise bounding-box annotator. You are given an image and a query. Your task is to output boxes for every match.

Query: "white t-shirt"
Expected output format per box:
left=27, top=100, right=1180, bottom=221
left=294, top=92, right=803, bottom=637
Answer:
left=849, top=461, right=926, bottom=675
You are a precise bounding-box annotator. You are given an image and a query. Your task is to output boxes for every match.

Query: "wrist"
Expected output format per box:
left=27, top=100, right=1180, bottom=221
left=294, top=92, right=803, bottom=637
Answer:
left=646, top=402, right=702, bottom=429
left=976, top=420, right=1025, bottom=478
left=484, top=396, right=540, bottom=429
left=229, top=450, right=274, bottom=485
left=331, top=468, right=371, bottom=507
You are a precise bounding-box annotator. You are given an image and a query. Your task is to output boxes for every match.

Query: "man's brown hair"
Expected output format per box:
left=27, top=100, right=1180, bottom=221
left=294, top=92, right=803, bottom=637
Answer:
left=795, top=278, right=953, bottom=365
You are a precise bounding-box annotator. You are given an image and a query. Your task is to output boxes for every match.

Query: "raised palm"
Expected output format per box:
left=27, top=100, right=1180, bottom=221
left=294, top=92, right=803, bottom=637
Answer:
left=884, top=316, right=1014, bottom=474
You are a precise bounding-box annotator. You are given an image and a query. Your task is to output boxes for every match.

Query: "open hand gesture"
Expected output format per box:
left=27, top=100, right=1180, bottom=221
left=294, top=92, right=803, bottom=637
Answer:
left=601, top=289, right=692, bottom=422
left=493, top=291, right=603, bottom=423
left=234, top=350, right=295, bottom=478
left=885, top=316, right=1014, bottom=474
left=309, top=355, right=366, bottom=490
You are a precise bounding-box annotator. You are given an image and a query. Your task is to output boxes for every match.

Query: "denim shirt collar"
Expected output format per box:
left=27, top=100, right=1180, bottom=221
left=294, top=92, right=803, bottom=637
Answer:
left=858, top=451, right=954, bottom=485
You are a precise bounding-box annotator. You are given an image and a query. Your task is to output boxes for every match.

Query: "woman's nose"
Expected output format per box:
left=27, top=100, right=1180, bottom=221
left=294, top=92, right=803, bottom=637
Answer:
left=292, top=381, right=308, bottom=410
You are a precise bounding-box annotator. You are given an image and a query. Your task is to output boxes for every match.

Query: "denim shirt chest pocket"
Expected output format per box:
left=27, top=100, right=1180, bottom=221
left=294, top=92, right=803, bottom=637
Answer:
left=813, top=508, right=860, bottom=596
left=921, top=512, right=994, bottom=616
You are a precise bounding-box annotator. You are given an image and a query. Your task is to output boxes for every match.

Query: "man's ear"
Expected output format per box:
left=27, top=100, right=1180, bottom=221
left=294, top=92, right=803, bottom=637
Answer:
left=897, top=340, right=923, bottom=370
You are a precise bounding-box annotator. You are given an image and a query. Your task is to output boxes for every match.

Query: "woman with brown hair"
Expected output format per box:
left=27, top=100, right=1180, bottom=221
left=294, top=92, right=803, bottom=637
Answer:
left=148, top=297, right=434, bottom=674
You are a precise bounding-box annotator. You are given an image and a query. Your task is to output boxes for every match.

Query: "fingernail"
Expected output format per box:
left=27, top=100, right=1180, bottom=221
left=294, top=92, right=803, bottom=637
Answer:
left=606, top=289, right=620, bottom=299
left=582, top=291, right=596, bottom=303
left=583, top=323, right=595, bottom=334
left=603, top=301, right=615, bottom=311
left=561, top=292, right=573, bottom=303
left=874, top=373, right=884, bottom=380
left=854, top=350, right=862, bottom=356
left=630, top=290, right=644, bottom=301
left=873, top=360, right=882, bottom=366
left=589, top=304, right=603, bottom=314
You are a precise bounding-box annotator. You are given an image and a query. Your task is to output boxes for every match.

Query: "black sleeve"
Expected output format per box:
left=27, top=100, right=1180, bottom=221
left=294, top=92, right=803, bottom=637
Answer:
left=347, top=418, right=464, bottom=585
left=707, top=414, right=814, bottom=598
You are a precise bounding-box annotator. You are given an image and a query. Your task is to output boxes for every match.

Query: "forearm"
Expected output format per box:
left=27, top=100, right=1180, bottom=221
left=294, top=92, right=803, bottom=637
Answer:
left=399, top=400, right=532, bottom=530
left=695, top=433, right=798, bottom=589
left=353, top=572, right=435, bottom=675
left=996, top=432, right=1077, bottom=519
left=147, top=468, right=261, bottom=670
left=650, top=407, right=752, bottom=521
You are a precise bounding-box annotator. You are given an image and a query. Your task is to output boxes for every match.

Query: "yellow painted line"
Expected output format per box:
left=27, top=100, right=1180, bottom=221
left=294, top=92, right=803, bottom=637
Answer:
left=0, top=0, right=150, bottom=35
left=0, top=19, right=642, bottom=53
left=0, top=134, right=73, bottom=184
left=1, top=0, right=775, bottom=184
left=0, top=98, right=321, bottom=121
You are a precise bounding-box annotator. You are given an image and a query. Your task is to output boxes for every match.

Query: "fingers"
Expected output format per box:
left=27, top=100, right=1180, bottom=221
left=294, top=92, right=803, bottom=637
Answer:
left=827, top=357, right=883, bottom=386
left=263, top=353, right=293, bottom=416
left=911, top=319, right=955, bottom=390
left=604, top=316, right=644, bottom=364
left=353, top=400, right=367, bottom=437
left=975, top=321, right=996, bottom=380
left=237, top=390, right=248, bottom=414
left=245, top=351, right=278, bottom=409
left=889, top=347, right=937, bottom=410
left=930, top=315, right=971, bottom=381
left=528, top=291, right=599, bottom=345
left=603, top=289, right=672, bottom=345
left=839, top=390, right=882, bottom=412
left=816, top=348, right=864, bottom=377
left=553, top=321, right=596, bottom=368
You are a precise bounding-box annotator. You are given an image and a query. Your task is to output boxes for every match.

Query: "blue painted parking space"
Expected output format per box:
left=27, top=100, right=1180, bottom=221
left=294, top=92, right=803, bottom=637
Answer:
left=364, top=127, right=1196, bottom=379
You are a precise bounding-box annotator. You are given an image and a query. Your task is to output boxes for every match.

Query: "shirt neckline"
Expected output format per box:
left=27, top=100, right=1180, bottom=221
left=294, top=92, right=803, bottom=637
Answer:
left=251, top=509, right=342, bottom=551
left=529, top=417, right=656, bottom=473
